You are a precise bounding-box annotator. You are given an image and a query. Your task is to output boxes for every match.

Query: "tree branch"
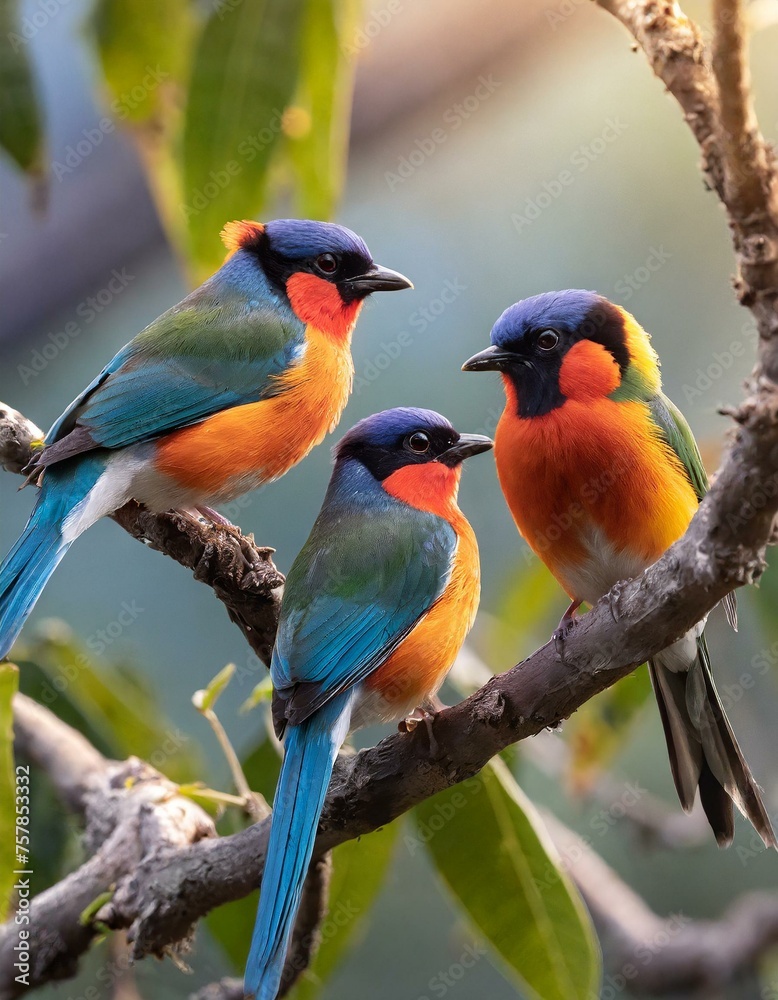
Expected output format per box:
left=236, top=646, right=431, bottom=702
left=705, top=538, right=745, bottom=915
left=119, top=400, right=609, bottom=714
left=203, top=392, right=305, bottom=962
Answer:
left=544, top=812, right=778, bottom=994
left=11, top=694, right=778, bottom=999
left=0, top=694, right=217, bottom=997
left=595, top=0, right=778, bottom=354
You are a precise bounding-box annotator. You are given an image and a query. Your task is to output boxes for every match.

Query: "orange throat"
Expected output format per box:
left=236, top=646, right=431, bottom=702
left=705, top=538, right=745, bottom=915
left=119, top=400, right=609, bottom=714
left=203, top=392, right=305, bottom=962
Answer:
left=286, top=272, right=362, bottom=343
left=366, top=461, right=480, bottom=713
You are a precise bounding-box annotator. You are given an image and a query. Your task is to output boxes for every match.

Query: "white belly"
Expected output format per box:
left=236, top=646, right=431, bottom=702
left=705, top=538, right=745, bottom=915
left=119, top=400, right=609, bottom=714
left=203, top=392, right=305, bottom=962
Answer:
left=558, top=523, right=648, bottom=606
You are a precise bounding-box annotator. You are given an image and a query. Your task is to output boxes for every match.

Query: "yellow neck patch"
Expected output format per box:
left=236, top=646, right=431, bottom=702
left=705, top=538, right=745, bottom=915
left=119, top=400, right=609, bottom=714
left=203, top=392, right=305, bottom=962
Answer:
left=617, top=306, right=661, bottom=394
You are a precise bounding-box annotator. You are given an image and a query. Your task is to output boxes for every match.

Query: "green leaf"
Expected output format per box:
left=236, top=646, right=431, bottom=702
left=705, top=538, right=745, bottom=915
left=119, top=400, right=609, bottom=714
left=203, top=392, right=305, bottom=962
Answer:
left=285, top=0, right=360, bottom=219
left=181, top=0, right=307, bottom=279
left=0, top=664, right=19, bottom=920
left=193, top=662, right=235, bottom=713
left=289, top=822, right=399, bottom=1000
left=88, top=0, right=195, bottom=123
left=417, top=758, right=600, bottom=1000
left=240, top=674, right=274, bottom=714
left=0, top=0, right=45, bottom=175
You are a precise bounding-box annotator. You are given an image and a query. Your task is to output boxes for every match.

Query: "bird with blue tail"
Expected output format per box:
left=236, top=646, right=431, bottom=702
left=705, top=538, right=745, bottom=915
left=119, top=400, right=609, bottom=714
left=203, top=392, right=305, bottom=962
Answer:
left=245, top=407, right=492, bottom=999
left=0, top=219, right=412, bottom=660
left=463, top=289, right=776, bottom=848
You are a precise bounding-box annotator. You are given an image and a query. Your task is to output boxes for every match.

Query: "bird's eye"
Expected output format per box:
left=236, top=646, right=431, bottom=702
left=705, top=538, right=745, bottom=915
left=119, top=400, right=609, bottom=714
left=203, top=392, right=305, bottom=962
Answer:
left=537, top=329, right=560, bottom=351
left=406, top=431, right=431, bottom=454
left=315, top=253, right=339, bottom=275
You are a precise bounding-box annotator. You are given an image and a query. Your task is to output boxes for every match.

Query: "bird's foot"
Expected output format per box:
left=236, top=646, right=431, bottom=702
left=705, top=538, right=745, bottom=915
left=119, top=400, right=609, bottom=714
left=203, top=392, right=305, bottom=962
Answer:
left=399, top=705, right=440, bottom=755
left=552, top=600, right=582, bottom=661
left=607, top=579, right=631, bottom=623
left=180, top=505, right=236, bottom=528
left=197, top=505, right=235, bottom=527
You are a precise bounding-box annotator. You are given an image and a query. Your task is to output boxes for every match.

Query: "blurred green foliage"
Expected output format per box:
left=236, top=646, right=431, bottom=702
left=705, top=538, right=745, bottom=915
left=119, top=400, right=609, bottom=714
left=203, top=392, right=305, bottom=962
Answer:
left=3, top=0, right=359, bottom=280
left=0, top=0, right=44, bottom=177
left=0, top=664, right=18, bottom=920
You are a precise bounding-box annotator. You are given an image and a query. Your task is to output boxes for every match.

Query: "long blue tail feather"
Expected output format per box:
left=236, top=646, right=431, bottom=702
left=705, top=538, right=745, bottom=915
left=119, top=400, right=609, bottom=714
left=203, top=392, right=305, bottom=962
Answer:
left=244, top=691, right=353, bottom=1000
left=0, top=456, right=106, bottom=658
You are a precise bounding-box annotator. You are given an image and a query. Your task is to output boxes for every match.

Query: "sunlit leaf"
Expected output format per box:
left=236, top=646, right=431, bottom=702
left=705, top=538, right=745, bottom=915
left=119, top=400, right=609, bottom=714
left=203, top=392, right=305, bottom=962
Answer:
left=193, top=662, right=235, bottom=713
left=285, top=0, right=360, bottom=219
left=0, top=664, right=19, bottom=920
left=240, top=675, right=274, bottom=714
left=290, top=822, right=399, bottom=1000
left=0, top=0, right=44, bottom=176
left=181, top=0, right=306, bottom=279
left=417, top=758, right=600, bottom=1000
left=89, top=0, right=195, bottom=123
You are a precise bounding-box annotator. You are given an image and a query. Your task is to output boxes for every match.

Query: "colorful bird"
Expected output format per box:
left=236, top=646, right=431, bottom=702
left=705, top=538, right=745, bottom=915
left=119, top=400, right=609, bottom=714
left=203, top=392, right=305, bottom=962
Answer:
left=245, top=407, right=491, bottom=999
left=463, top=290, right=776, bottom=848
left=0, top=219, right=412, bottom=659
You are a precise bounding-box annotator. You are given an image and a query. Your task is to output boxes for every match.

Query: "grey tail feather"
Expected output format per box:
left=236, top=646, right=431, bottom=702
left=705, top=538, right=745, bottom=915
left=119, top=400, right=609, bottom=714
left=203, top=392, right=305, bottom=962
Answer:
left=650, top=634, right=776, bottom=849
left=722, top=591, right=738, bottom=631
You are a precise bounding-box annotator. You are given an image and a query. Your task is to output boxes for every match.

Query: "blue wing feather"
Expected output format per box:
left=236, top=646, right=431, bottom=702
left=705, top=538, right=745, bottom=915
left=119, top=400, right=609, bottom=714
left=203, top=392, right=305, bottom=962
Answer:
left=271, top=464, right=457, bottom=728
left=42, top=274, right=304, bottom=463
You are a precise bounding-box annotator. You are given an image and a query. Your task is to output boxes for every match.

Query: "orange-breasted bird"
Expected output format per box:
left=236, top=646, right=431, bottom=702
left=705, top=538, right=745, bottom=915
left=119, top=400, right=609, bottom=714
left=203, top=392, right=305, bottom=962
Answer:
left=0, top=219, right=412, bottom=659
left=244, top=407, right=491, bottom=998
left=463, top=289, right=775, bottom=848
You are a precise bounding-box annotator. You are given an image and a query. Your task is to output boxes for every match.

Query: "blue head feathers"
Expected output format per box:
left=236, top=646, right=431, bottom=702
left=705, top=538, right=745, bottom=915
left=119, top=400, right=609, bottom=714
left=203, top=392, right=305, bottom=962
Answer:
left=335, top=407, right=457, bottom=457
left=264, top=219, right=372, bottom=264
left=491, top=290, right=607, bottom=348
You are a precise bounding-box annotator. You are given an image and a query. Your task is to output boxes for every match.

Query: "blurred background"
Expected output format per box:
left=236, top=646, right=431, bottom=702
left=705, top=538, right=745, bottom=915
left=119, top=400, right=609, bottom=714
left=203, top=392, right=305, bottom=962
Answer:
left=1, top=0, right=778, bottom=997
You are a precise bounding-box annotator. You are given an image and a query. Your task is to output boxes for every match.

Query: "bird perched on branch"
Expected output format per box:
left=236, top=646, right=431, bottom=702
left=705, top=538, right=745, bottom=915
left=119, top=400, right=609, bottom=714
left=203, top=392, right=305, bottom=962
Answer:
left=245, top=407, right=492, bottom=999
left=0, top=219, right=411, bottom=659
left=463, top=290, right=776, bottom=848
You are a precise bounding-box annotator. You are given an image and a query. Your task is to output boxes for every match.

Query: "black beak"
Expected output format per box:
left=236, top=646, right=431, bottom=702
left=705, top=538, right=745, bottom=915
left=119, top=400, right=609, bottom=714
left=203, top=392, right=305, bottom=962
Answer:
left=461, top=345, right=521, bottom=372
left=439, top=433, right=494, bottom=467
left=347, top=264, right=413, bottom=295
